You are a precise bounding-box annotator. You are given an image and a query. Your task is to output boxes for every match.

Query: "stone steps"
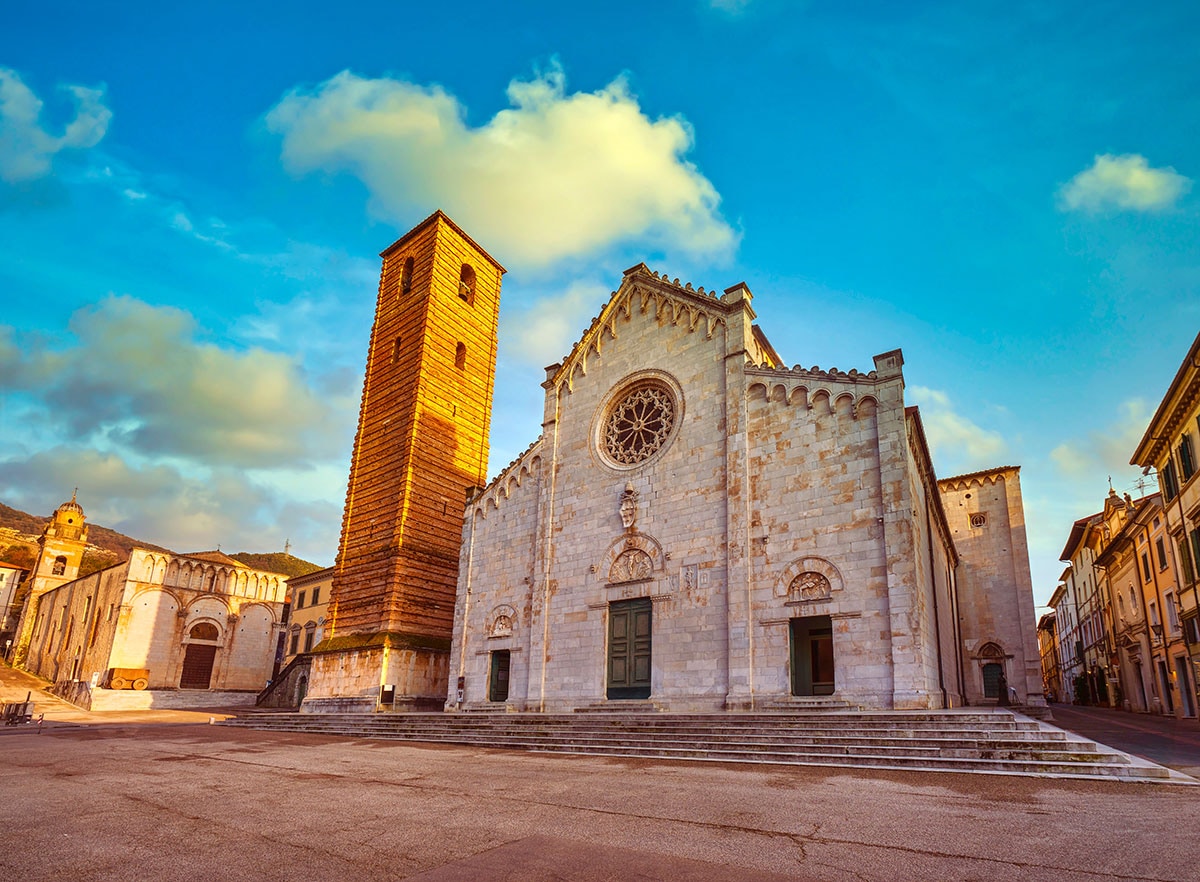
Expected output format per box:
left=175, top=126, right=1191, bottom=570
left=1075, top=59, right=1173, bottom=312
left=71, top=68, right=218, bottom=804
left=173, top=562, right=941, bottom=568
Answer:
left=219, top=710, right=1180, bottom=782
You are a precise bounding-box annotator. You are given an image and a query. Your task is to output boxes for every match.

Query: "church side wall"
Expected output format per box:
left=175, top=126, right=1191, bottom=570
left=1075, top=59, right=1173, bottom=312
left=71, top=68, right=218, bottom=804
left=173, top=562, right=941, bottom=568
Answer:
left=22, top=562, right=128, bottom=685
left=743, top=380, right=893, bottom=707
left=904, top=437, right=959, bottom=708
left=449, top=450, right=542, bottom=709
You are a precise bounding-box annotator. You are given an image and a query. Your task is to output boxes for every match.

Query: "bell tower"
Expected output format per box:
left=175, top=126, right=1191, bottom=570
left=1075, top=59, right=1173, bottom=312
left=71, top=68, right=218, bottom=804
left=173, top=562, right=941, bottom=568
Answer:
left=305, top=210, right=504, bottom=712
left=12, top=491, right=89, bottom=666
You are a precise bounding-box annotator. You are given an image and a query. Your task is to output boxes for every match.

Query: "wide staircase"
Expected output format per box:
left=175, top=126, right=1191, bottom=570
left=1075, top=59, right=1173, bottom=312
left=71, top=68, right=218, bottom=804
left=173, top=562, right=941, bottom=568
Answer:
left=219, top=709, right=1187, bottom=782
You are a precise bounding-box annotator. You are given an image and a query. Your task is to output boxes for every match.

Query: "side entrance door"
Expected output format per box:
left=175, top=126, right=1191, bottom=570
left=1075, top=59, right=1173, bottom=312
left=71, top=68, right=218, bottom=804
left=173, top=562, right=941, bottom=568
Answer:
left=489, top=650, right=511, bottom=702
left=790, top=615, right=835, bottom=696
left=608, top=598, right=652, bottom=700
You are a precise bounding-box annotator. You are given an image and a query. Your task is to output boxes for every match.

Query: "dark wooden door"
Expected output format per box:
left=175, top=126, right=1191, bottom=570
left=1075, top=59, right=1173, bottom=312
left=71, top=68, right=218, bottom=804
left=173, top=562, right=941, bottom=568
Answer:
left=489, top=650, right=511, bottom=702
left=607, top=598, right=652, bottom=699
left=180, top=644, right=216, bottom=689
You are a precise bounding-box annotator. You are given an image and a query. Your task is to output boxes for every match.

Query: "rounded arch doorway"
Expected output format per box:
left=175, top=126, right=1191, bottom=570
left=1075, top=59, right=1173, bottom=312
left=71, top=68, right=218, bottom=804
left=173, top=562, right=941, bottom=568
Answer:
left=181, top=621, right=221, bottom=689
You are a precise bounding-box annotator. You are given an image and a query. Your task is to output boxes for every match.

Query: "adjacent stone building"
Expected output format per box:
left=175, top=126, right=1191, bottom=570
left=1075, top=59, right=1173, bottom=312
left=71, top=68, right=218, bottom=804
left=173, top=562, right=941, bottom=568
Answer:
left=447, top=261, right=1043, bottom=712
left=15, top=495, right=286, bottom=700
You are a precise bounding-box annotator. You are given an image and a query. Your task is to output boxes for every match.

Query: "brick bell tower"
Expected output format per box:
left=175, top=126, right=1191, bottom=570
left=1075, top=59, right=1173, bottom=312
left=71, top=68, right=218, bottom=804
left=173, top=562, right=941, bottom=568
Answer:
left=304, top=211, right=504, bottom=712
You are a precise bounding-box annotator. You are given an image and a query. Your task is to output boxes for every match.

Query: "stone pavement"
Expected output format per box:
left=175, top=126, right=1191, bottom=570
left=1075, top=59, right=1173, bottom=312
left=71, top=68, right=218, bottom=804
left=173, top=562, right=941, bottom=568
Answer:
left=1048, top=702, right=1200, bottom=778
left=0, top=660, right=238, bottom=727
left=3, top=720, right=1200, bottom=881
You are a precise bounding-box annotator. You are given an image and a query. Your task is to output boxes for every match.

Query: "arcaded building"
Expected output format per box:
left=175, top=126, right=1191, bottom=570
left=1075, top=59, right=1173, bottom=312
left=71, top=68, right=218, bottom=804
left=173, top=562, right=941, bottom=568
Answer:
left=15, top=497, right=286, bottom=694
left=448, top=263, right=1044, bottom=712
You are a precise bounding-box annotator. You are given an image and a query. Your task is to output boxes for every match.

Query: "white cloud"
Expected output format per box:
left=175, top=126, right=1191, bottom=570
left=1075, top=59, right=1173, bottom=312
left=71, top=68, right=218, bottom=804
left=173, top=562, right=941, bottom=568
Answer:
left=0, top=67, right=111, bottom=184
left=1049, top=399, right=1151, bottom=480
left=1059, top=153, right=1191, bottom=213
left=909, top=386, right=1008, bottom=473
left=265, top=64, right=737, bottom=269
left=502, top=280, right=611, bottom=367
left=3, top=296, right=355, bottom=469
left=0, top=446, right=340, bottom=562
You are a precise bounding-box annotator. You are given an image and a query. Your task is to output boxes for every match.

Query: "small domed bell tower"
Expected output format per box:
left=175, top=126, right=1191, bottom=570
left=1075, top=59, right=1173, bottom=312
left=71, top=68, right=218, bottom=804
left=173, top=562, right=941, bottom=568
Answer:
left=12, top=490, right=90, bottom=666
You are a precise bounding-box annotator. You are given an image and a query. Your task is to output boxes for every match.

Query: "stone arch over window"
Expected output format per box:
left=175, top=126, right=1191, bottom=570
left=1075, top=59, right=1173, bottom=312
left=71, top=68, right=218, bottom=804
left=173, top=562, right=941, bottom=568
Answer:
left=488, top=604, right=517, bottom=638
left=459, top=264, right=476, bottom=304
left=400, top=256, right=413, bottom=295
left=52, top=555, right=67, bottom=576
left=775, top=556, right=844, bottom=599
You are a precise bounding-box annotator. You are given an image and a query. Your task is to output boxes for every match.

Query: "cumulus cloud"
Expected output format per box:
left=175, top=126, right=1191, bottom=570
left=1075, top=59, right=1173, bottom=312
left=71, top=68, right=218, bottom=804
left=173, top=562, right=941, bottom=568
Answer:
left=1049, top=399, right=1151, bottom=479
left=0, top=446, right=341, bottom=561
left=909, top=386, right=1008, bottom=474
left=1059, top=154, right=1191, bottom=213
left=0, top=67, right=111, bottom=184
left=502, top=280, right=611, bottom=367
left=3, top=296, right=354, bottom=469
left=265, top=64, right=737, bottom=268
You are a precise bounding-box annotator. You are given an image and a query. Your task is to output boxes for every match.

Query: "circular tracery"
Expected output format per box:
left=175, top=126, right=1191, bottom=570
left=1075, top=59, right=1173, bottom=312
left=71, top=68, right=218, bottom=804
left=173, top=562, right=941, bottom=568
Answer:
left=603, top=382, right=676, bottom=466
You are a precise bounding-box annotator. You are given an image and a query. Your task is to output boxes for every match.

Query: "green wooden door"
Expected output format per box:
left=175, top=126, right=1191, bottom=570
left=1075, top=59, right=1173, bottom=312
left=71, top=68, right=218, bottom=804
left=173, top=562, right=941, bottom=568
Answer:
left=489, top=650, right=511, bottom=702
left=608, top=598, right=652, bottom=699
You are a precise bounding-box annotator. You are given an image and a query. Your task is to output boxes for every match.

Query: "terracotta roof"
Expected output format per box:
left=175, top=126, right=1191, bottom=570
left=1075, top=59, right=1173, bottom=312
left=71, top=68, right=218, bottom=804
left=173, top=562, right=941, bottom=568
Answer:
left=182, top=550, right=248, bottom=568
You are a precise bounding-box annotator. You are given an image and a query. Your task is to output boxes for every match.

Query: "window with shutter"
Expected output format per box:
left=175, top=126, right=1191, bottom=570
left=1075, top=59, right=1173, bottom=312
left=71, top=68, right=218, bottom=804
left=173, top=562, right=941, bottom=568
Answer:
left=1162, top=460, right=1180, bottom=500
left=1181, top=434, right=1197, bottom=481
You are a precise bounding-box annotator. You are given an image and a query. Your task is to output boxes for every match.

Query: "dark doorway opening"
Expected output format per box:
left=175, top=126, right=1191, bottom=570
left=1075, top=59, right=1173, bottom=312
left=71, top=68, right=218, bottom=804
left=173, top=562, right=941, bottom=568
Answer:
left=790, top=615, right=834, bottom=696
left=489, top=650, right=511, bottom=702
left=607, top=598, right=652, bottom=700
left=982, top=662, right=1003, bottom=699
left=180, top=643, right=217, bottom=689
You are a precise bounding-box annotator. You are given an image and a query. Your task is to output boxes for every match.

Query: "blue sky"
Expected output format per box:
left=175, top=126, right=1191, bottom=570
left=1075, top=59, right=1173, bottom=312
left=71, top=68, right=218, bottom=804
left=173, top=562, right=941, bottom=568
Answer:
left=1, top=0, right=1196, bottom=605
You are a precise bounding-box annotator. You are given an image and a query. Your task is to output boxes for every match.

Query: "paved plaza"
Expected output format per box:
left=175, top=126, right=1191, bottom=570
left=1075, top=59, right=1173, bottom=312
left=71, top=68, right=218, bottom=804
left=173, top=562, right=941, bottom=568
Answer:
left=4, top=665, right=1200, bottom=881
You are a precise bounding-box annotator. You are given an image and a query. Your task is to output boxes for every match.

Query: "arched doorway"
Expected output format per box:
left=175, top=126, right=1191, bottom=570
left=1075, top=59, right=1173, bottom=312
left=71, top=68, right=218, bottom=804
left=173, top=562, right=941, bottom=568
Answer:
left=295, top=674, right=308, bottom=706
left=181, top=622, right=220, bottom=689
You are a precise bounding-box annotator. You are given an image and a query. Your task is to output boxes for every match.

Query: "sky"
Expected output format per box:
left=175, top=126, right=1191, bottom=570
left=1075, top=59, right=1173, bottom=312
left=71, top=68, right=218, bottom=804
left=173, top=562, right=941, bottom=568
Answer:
left=1, top=1, right=1197, bottom=606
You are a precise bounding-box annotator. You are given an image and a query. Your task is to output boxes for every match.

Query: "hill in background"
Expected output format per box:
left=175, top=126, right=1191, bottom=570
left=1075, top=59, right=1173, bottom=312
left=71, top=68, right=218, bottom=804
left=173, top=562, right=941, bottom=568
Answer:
left=0, top=501, right=321, bottom=579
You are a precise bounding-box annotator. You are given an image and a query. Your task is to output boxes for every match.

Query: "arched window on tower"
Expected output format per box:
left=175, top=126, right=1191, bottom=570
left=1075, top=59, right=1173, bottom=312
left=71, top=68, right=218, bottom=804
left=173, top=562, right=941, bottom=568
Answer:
left=392, top=337, right=402, bottom=365
left=459, top=264, right=476, bottom=304
left=455, top=342, right=466, bottom=370
left=52, top=555, right=67, bottom=576
left=400, top=256, right=414, bottom=295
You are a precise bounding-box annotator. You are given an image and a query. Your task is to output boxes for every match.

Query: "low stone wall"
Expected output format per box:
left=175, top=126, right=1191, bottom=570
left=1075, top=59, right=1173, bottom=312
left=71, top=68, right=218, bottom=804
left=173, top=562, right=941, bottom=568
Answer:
left=51, top=679, right=258, bottom=711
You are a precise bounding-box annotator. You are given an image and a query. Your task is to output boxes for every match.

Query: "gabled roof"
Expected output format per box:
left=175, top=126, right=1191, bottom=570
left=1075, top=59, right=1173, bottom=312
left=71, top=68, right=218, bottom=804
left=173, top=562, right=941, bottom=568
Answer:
left=545, top=263, right=740, bottom=391
left=183, top=550, right=249, bottom=568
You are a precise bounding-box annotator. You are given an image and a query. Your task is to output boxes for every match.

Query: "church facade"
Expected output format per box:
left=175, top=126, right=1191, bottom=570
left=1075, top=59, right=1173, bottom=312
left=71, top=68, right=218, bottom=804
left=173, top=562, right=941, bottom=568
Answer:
left=448, top=263, right=1043, bottom=712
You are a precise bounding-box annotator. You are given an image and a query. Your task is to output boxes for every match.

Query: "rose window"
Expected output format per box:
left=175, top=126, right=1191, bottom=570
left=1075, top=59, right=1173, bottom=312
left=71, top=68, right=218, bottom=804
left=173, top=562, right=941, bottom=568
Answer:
left=603, top=383, right=676, bottom=465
